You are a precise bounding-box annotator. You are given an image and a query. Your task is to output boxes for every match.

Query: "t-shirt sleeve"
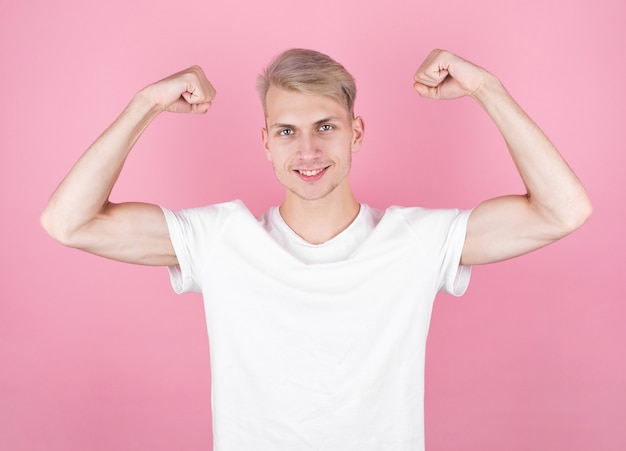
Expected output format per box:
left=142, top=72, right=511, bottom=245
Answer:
left=439, top=209, right=472, bottom=296
left=160, top=202, right=238, bottom=294
left=399, top=206, right=472, bottom=297
left=160, top=206, right=202, bottom=294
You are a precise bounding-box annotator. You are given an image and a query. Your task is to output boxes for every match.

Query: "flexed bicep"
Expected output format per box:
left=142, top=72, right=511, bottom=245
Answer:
left=67, top=202, right=178, bottom=266
left=41, top=65, right=215, bottom=266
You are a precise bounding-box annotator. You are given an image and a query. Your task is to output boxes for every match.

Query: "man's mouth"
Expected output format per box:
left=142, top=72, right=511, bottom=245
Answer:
left=297, top=168, right=325, bottom=177
left=294, top=166, right=329, bottom=181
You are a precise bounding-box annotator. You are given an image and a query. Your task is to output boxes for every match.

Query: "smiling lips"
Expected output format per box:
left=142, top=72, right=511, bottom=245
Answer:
left=297, top=168, right=324, bottom=176
left=295, top=166, right=329, bottom=180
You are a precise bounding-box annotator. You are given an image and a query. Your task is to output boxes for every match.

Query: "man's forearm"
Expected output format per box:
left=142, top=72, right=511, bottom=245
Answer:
left=41, top=65, right=215, bottom=255
left=40, top=92, right=161, bottom=244
left=471, top=75, right=592, bottom=234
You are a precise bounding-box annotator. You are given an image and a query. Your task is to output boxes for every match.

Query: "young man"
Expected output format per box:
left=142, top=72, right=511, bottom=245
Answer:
left=41, top=48, right=591, bottom=450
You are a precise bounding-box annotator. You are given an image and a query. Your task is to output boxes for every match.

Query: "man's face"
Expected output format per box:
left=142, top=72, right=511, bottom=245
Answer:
left=262, top=86, right=364, bottom=203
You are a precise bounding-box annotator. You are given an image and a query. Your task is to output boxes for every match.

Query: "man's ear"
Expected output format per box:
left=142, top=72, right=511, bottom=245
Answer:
left=261, top=127, right=272, bottom=161
left=351, top=116, right=365, bottom=153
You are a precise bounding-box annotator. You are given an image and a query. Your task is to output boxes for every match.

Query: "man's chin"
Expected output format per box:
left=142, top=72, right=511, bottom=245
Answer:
left=286, top=185, right=335, bottom=203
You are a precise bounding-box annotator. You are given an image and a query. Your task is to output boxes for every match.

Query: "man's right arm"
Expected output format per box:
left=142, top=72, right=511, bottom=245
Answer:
left=40, top=66, right=216, bottom=266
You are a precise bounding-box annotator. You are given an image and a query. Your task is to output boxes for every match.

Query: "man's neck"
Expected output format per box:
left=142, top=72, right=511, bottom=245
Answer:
left=279, top=189, right=360, bottom=245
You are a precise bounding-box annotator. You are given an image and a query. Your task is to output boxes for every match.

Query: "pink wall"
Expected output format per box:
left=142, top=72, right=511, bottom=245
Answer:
left=2, top=0, right=624, bottom=449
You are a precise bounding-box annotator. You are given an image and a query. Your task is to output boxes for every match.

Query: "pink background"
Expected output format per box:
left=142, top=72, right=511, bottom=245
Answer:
left=1, top=0, right=624, bottom=449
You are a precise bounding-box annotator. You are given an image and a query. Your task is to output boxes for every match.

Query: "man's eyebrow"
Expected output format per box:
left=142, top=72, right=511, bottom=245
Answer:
left=269, top=122, right=295, bottom=130
left=269, top=117, right=340, bottom=130
left=313, top=117, right=340, bottom=126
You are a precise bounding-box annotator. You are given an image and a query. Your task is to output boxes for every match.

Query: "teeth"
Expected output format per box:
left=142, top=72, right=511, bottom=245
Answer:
left=298, top=168, right=323, bottom=176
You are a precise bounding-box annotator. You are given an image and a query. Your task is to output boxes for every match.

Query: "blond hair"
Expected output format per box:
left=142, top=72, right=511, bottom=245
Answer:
left=257, top=48, right=357, bottom=117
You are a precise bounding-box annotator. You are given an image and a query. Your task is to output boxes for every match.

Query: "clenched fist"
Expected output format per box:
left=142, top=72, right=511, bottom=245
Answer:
left=142, top=65, right=217, bottom=114
left=413, top=49, right=491, bottom=100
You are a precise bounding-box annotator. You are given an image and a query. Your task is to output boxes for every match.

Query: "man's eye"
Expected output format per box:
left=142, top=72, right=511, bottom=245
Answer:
left=279, top=129, right=293, bottom=136
left=320, top=124, right=333, bottom=132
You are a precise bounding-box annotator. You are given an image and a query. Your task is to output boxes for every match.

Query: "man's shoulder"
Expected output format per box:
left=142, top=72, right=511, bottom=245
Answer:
left=376, top=204, right=472, bottom=234
left=161, top=200, right=263, bottom=237
left=165, top=199, right=250, bottom=218
left=381, top=204, right=466, bottom=219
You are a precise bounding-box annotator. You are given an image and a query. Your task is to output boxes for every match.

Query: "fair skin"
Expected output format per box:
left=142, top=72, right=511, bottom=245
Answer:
left=40, top=50, right=591, bottom=267
left=261, top=87, right=365, bottom=244
left=412, top=51, right=591, bottom=264
left=39, top=66, right=215, bottom=266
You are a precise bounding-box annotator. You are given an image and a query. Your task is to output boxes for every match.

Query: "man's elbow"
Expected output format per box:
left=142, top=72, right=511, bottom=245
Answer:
left=556, top=196, right=593, bottom=237
left=40, top=207, right=80, bottom=248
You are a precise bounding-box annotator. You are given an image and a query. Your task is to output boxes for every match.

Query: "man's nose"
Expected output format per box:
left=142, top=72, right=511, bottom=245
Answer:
left=297, top=133, right=319, bottom=159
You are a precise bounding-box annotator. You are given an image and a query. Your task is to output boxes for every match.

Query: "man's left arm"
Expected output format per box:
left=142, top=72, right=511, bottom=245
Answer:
left=413, top=50, right=592, bottom=265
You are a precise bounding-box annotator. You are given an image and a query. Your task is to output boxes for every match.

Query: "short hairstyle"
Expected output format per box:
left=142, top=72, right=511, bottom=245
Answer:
left=257, top=48, right=357, bottom=117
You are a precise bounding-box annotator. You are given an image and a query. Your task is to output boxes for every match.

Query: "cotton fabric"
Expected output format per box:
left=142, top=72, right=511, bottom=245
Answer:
left=162, top=200, right=471, bottom=451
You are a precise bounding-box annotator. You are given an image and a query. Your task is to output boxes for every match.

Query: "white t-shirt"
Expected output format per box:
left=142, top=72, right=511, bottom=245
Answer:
left=162, top=200, right=471, bottom=451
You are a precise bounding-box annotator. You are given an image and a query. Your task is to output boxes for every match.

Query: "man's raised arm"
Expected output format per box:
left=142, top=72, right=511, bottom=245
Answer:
left=40, top=66, right=216, bottom=266
left=413, top=50, right=592, bottom=265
